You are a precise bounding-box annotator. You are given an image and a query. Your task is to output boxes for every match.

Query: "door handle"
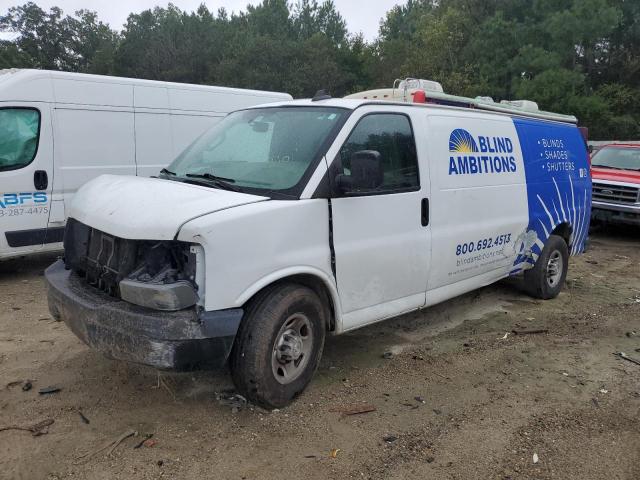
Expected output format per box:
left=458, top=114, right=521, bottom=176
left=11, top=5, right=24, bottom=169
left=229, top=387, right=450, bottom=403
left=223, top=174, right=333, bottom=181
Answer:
left=34, top=170, right=48, bottom=190
left=421, top=198, right=429, bottom=226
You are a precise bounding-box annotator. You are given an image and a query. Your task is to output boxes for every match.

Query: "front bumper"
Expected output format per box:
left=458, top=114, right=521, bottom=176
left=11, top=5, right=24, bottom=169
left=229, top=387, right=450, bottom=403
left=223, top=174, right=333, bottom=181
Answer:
left=592, top=201, right=640, bottom=226
left=45, top=260, right=243, bottom=371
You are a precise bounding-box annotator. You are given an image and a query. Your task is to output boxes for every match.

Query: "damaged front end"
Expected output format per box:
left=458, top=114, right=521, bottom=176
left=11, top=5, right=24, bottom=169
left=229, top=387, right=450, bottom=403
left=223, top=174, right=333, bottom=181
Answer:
left=64, top=218, right=200, bottom=310
left=45, top=218, right=242, bottom=371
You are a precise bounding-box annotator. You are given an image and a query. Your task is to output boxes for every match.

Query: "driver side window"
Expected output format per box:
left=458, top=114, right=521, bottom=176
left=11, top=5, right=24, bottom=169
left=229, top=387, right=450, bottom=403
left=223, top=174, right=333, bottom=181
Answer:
left=339, top=113, right=419, bottom=193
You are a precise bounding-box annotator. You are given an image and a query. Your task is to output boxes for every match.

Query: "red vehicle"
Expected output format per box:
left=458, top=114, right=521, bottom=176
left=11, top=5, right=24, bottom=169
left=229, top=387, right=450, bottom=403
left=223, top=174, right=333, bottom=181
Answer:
left=590, top=144, right=640, bottom=226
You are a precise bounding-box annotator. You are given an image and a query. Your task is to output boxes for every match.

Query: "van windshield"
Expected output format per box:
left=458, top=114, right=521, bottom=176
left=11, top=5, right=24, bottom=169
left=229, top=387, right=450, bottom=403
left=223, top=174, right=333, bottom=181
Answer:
left=166, top=106, right=348, bottom=196
left=0, top=108, right=40, bottom=171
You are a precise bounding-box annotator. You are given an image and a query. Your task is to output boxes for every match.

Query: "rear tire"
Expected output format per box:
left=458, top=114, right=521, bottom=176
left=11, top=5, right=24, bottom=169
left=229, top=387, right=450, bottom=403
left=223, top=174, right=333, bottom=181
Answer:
left=229, top=283, right=326, bottom=409
left=524, top=234, right=569, bottom=299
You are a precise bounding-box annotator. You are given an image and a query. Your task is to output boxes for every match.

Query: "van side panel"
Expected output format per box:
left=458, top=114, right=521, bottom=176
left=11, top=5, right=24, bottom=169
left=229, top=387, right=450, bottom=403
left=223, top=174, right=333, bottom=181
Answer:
left=170, top=114, right=222, bottom=157
left=510, top=119, right=591, bottom=272
left=426, top=113, right=591, bottom=300
left=52, top=77, right=133, bottom=107
left=168, top=88, right=286, bottom=114
left=426, top=113, right=529, bottom=292
left=133, top=85, right=173, bottom=177
left=134, top=111, right=174, bottom=177
left=53, top=107, right=136, bottom=203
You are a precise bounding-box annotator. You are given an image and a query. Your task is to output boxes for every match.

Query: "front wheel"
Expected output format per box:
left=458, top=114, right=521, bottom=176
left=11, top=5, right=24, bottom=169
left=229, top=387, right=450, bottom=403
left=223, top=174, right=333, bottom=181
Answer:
left=524, top=234, right=569, bottom=299
left=229, top=283, right=326, bottom=409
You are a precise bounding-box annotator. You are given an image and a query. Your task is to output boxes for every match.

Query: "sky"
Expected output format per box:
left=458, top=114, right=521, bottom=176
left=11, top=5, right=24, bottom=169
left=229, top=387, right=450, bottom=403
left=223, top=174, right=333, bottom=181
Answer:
left=1, top=0, right=407, bottom=41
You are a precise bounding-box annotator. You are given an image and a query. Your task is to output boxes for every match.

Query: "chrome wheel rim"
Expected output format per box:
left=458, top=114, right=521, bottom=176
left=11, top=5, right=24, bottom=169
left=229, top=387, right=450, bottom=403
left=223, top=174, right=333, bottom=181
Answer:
left=546, top=250, right=563, bottom=288
left=272, top=313, right=313, bottom=385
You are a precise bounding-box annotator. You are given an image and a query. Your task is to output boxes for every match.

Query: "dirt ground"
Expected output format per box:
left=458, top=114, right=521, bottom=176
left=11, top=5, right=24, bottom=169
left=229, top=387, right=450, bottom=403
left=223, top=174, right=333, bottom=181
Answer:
left=1, top=226, right=639, bottom=480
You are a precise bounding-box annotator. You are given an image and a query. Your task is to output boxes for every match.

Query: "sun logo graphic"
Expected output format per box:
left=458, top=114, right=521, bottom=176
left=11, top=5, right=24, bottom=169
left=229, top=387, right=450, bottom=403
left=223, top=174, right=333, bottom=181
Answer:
left=449, top=129, right=479, bottom=153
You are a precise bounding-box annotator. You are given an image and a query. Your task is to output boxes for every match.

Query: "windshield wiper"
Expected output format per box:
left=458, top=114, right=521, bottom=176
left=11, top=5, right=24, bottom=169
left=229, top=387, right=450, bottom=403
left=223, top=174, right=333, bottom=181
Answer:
left=186, top=172, right=236, bottom=183
left=185, top=173, right=241, bottom=192
left=159, top=168, right=176, bottom=176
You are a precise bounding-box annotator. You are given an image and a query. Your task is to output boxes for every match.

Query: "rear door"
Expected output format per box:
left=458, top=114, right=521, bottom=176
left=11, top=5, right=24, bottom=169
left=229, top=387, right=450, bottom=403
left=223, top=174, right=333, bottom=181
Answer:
left=0, top=104, right=54, bottom=257
left=329, top=107, right=431, bottom=330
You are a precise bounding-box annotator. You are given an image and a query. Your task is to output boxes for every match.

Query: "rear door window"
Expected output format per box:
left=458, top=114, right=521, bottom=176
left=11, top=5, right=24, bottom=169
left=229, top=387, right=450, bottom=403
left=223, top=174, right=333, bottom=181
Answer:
left=0, top=108, right=41, bottom=171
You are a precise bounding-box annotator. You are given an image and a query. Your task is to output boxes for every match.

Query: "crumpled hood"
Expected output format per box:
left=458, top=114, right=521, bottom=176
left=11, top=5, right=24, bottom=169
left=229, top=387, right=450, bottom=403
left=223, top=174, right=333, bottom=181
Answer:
left=69, top=175, right=268, bottom=240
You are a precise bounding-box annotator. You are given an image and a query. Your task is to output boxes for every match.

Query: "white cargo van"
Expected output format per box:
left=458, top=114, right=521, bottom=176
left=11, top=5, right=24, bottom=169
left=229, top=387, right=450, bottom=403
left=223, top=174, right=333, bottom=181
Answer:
left=45, top=81, right=591, bottom=408
left=0, top=69, right=291, bottom=259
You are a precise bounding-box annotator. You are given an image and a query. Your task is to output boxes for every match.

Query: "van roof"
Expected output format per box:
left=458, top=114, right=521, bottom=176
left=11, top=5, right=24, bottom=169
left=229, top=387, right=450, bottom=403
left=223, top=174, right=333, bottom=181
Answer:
left=248, top=98, right=579, bottom=125
left=0, top=69, right=291, bottom=98
left=0, top=69, right=293, bottom=110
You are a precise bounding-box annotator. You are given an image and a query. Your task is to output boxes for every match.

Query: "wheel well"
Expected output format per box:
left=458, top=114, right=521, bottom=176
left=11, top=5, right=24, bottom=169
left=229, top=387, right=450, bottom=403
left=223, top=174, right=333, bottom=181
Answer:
left=551, top=223, right=572, bottom=245
left=247, top=274, right=337, bottom=332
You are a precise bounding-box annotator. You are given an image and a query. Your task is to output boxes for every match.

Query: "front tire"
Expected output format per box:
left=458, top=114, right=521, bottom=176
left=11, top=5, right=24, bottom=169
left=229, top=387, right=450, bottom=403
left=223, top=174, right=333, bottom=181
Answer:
left=229, top=283, right=326, bottom=409
left=524, top=234, right=569, bottom=299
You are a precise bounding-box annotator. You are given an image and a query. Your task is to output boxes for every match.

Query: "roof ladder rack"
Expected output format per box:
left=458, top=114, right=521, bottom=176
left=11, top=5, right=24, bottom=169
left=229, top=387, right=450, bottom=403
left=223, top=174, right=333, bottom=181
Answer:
left=346, top=78, right=577, bottom=124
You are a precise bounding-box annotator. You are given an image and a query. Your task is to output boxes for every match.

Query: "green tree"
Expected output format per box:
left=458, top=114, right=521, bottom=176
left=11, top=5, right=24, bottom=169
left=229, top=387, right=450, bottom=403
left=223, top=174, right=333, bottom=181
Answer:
left=67, top=10, right=118, bottom=73
left=374, top=0, right=638, bottom=138
left=1, top=0, right=639, bottom=138
left=0, top=39, right=32, bottom=68
left=1, top=3, right=74, bottom=69
left=401, top=7, right=478, bottom=95
left=0, top=2, right=118, bottom=72
left=294, top=0, right=347, bottom=45
left=373, top=0, right=437, bottom=86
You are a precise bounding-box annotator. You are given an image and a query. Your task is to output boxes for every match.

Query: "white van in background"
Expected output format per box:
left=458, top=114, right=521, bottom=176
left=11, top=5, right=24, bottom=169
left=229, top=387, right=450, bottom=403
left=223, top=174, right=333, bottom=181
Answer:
left=0, top=69, right=292, bottom=259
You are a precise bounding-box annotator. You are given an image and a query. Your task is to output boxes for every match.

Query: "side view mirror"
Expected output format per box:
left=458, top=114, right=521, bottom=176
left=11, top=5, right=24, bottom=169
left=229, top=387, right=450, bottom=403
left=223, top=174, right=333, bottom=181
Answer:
left=335, top=150, right=383, bottom=193
left=588, top=145, right=594, bottom=154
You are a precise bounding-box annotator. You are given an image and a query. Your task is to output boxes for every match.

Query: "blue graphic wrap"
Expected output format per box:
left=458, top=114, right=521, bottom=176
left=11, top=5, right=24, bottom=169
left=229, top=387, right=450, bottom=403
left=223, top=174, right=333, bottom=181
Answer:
left=511, top=118, right=591, bottom=273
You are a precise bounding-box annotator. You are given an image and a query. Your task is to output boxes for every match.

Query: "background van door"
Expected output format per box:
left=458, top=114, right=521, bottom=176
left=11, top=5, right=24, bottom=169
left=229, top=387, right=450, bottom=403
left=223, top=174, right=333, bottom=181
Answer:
left=49, top=78, right=136, bottom=228
left=0, top=104, right=54, bottom=256
left=329, top=109, right=431, bottom=330
left=51, top=106, right=136, bottom=228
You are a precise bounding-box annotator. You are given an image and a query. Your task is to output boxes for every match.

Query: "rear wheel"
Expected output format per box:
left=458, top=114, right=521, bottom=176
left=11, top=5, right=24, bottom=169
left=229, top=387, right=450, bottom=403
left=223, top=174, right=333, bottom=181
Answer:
left=524, top=234, right=569, bottom=299
left=229, top=283, right=326, bottom=409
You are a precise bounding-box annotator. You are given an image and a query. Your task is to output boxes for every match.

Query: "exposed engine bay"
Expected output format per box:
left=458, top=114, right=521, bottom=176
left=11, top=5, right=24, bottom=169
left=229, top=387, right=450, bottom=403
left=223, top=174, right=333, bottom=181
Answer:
left=63, top=218, right=199, bottom=310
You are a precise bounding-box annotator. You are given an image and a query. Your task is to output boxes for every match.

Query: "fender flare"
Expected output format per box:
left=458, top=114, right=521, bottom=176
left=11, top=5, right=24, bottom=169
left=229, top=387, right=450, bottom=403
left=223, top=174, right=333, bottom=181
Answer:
left=233, top=266, right=344, bottom=333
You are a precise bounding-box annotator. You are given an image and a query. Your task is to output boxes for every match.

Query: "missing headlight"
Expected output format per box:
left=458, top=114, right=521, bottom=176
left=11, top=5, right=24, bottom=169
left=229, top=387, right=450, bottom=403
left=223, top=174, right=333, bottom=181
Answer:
left=63, top=219, right=201, bottom=309
left=119, top=241, right=200, bottom=311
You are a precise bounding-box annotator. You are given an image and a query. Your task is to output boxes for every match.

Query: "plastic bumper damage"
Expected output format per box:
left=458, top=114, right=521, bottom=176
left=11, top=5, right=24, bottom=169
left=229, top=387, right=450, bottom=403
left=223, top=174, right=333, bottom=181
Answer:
left=45, top=260, right=243, bottom=371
